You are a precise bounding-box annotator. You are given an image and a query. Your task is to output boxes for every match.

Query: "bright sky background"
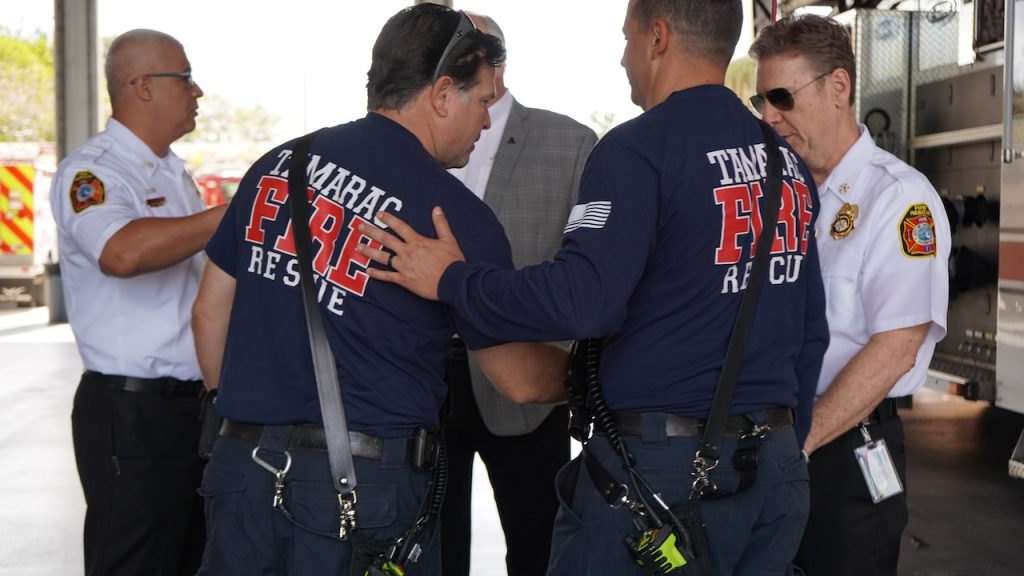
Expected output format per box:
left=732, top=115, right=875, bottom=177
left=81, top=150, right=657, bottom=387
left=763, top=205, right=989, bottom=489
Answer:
left=2, top=0, right=755, bottom=140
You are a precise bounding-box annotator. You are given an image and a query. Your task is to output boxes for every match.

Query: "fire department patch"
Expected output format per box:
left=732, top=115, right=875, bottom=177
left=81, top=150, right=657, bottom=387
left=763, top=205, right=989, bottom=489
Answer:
left=899, top=203, right=937, bottom=258
left=69, top=171, right=106, bottom=213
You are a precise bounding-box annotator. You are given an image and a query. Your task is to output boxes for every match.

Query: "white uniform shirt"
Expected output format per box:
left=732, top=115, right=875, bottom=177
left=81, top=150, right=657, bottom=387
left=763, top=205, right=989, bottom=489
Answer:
left=815, top=125, right=951, bottom=398
left=448, top=90, right=514, bottom=198
left=50, top=118, right=208, bottom=380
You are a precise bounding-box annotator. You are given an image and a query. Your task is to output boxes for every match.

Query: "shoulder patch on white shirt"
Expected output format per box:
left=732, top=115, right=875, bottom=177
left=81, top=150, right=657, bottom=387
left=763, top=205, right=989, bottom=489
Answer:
left=899, top=203, right=937, bottom=258
left=69, top=171, right=106, bottom=213
left=564, top=201, right=612, bottom=233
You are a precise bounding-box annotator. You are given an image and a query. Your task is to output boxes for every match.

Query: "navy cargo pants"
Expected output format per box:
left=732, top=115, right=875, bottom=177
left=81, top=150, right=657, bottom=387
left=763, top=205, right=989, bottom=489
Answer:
left=197, top=434, right=439, bottom=576
left=547, top=412, right=809, bottom=576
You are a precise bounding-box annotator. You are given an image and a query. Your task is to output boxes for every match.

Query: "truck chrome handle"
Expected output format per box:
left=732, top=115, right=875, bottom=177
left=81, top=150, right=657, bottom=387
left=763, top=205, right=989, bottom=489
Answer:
left=1005, top=0, right=1021, bottom=163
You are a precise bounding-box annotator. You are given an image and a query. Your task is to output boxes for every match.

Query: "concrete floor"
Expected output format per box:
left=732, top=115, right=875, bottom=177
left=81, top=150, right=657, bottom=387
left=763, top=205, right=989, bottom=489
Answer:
left=0, top=306, right=82, bottom=576
left=899, top=390, right=1024, bottom=575
left=1, top=304, right=1022, bottom=575
left=0, top=305, right=510, bottom=576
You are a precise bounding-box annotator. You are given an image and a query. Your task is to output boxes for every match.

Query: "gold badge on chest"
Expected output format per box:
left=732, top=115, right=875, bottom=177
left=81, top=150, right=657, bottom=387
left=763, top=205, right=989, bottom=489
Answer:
left=831, top=202, right=859, bottom=240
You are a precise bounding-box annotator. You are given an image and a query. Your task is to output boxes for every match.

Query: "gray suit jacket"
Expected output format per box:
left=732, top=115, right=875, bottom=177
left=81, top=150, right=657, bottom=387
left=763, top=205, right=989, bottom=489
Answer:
left=467, top=98, right=598, bottom=436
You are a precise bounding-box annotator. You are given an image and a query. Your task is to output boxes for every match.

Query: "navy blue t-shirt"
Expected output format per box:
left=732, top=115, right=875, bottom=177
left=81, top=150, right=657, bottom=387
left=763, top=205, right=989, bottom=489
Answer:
left=206, top=113, right=513, bottom=437
left=439, top=86, right=829, bottom=441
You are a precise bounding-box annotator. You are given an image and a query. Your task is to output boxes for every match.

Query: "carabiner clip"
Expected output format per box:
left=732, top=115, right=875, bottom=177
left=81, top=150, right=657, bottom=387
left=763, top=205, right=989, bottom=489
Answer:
left=608, top=483, right=631, bottom=509
left=251, top=447, right=292, bottom=476
left=338, top=490, right=358, bottom=540
left=252, top=447, right=292, bottom=508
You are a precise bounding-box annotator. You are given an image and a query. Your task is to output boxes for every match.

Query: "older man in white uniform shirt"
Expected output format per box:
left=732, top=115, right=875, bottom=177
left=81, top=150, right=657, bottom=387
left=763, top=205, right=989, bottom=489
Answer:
left=50, top=29, right=225, bottom=576
left=751, top=15, right=950, bottom=576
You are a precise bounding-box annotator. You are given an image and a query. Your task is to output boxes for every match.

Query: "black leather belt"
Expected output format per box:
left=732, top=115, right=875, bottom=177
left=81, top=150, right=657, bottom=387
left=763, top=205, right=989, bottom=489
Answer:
left=219, top=420, right=425, bottom=462
left=84, top=370, right=204, bottom=399
left=866, top=396, right=912, bottom=424
left=612, top=406, right=794, bottom=438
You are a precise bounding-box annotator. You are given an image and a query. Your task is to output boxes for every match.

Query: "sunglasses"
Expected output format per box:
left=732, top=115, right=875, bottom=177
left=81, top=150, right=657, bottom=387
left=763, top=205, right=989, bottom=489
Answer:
left=749, top=71, right=830, bottom=114
left=130, top=71, right=195, bottom=87
left=432, top=11, right=477, bottom=83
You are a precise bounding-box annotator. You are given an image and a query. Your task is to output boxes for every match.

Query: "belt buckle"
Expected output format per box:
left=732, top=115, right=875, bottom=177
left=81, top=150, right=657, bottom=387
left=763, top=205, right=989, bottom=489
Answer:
left=120, top=376, right=143, bottom=394
left=741, top=421, right=771, bottom=440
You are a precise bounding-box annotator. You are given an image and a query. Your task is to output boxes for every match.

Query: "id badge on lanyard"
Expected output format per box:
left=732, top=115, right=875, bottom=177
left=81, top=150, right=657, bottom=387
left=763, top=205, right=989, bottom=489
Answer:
left=854, top=423, right=903, bottom=503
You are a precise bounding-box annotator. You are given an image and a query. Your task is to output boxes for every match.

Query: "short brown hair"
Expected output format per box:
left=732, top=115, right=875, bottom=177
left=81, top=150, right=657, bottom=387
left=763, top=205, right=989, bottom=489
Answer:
left=748, top=14, right=856, bottom=105
left=367, top=4, right=505, bottom=110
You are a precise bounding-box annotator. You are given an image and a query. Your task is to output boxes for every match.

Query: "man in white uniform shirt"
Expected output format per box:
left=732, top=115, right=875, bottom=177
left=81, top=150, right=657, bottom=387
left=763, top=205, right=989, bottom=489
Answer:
left=750, top=15, right=950, bottom=576
left=50, top=29, right=225, bottom=576
left=442, top=12, right=597, bottom=576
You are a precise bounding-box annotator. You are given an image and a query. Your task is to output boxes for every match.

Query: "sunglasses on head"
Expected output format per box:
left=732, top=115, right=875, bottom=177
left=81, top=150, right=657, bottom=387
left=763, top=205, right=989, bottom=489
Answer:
left=749, top=70, right=831, bottom=114
left=432, top=11, right=477, bottom=83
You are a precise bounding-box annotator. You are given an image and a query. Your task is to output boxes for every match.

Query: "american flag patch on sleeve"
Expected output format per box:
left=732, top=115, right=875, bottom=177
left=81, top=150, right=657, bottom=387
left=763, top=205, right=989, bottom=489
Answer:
left=564, top=201, right=612, bottom=233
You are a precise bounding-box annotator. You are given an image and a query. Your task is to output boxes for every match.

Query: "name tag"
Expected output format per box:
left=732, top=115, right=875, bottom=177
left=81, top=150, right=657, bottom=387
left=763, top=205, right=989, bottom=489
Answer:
left=854, top=425, right=903, bottom=503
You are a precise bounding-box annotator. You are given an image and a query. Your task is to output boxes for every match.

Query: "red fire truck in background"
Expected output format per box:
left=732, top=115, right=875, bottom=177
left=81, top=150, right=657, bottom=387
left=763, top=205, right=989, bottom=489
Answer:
left=1, top=140, right=242, bottom=308
left=195, top=171, right=241, bottom=207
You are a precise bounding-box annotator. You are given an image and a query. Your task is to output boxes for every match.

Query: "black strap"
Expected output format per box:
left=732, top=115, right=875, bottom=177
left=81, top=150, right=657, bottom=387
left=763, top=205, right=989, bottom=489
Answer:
left=286, top=130, right=357, bottom=498
left=698, top=120, right=784, bottom=465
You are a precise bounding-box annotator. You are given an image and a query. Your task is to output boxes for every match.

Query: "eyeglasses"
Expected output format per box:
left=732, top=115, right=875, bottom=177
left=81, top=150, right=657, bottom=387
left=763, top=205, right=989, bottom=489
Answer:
left=749, top=71, right=831, bottom=114
left=432, top=11, right=477, bottom=83
left=129, top=71, right=195, bottom=87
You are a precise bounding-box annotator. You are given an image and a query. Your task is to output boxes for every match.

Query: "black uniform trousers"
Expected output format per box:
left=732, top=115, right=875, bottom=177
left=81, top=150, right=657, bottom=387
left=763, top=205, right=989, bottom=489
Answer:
left=440, top=341, right=570, bottom=576
left=71, top=371, right=206, bottom=576
left=795, top=400, right=909, bottom=576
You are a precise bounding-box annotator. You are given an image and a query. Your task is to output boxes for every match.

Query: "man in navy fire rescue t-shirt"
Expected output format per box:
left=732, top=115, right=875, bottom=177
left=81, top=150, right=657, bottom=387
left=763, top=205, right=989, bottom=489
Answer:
left=190, top=5, right=568, bottom=576
left=356, top=1, right=829, bottom=575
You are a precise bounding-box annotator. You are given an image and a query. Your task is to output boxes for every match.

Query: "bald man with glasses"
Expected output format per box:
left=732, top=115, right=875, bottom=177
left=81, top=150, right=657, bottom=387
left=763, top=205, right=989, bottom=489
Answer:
left=750, top=14, right=950, bottom=576
left=50, top=28, right=224, bottom=576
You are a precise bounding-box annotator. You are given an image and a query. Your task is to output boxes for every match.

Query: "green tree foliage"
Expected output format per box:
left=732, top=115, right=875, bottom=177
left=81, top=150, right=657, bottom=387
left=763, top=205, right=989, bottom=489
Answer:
left=1, top=29, right=276, bottom=147
left=0, top=30, right=55, bottom=141
left=183, top=93, right=279, bottom=144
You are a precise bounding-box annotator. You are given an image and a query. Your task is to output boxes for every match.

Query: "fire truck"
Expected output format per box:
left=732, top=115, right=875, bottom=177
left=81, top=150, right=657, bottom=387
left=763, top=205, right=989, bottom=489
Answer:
left=196, top=171, right=241, bottom=207
left=0, top=143, right=56, bottom=307
left=781, top=1, right=1024, bottom=477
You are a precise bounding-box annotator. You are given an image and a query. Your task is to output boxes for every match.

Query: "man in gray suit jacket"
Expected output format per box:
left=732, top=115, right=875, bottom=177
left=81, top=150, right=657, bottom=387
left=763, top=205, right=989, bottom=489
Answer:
left=442, top=13, right=598, bottom=576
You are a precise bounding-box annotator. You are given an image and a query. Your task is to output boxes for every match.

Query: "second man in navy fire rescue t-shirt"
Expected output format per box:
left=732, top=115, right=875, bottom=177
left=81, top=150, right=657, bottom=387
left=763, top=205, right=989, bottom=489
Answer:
left=190, top=5, right=569, bottom=576
left=357, top=1, right=829, bottom=575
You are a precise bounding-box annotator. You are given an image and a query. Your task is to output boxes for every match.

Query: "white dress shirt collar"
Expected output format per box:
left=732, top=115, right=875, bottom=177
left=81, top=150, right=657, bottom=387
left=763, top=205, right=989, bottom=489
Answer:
left=819, top=124, right=872, bottom=202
